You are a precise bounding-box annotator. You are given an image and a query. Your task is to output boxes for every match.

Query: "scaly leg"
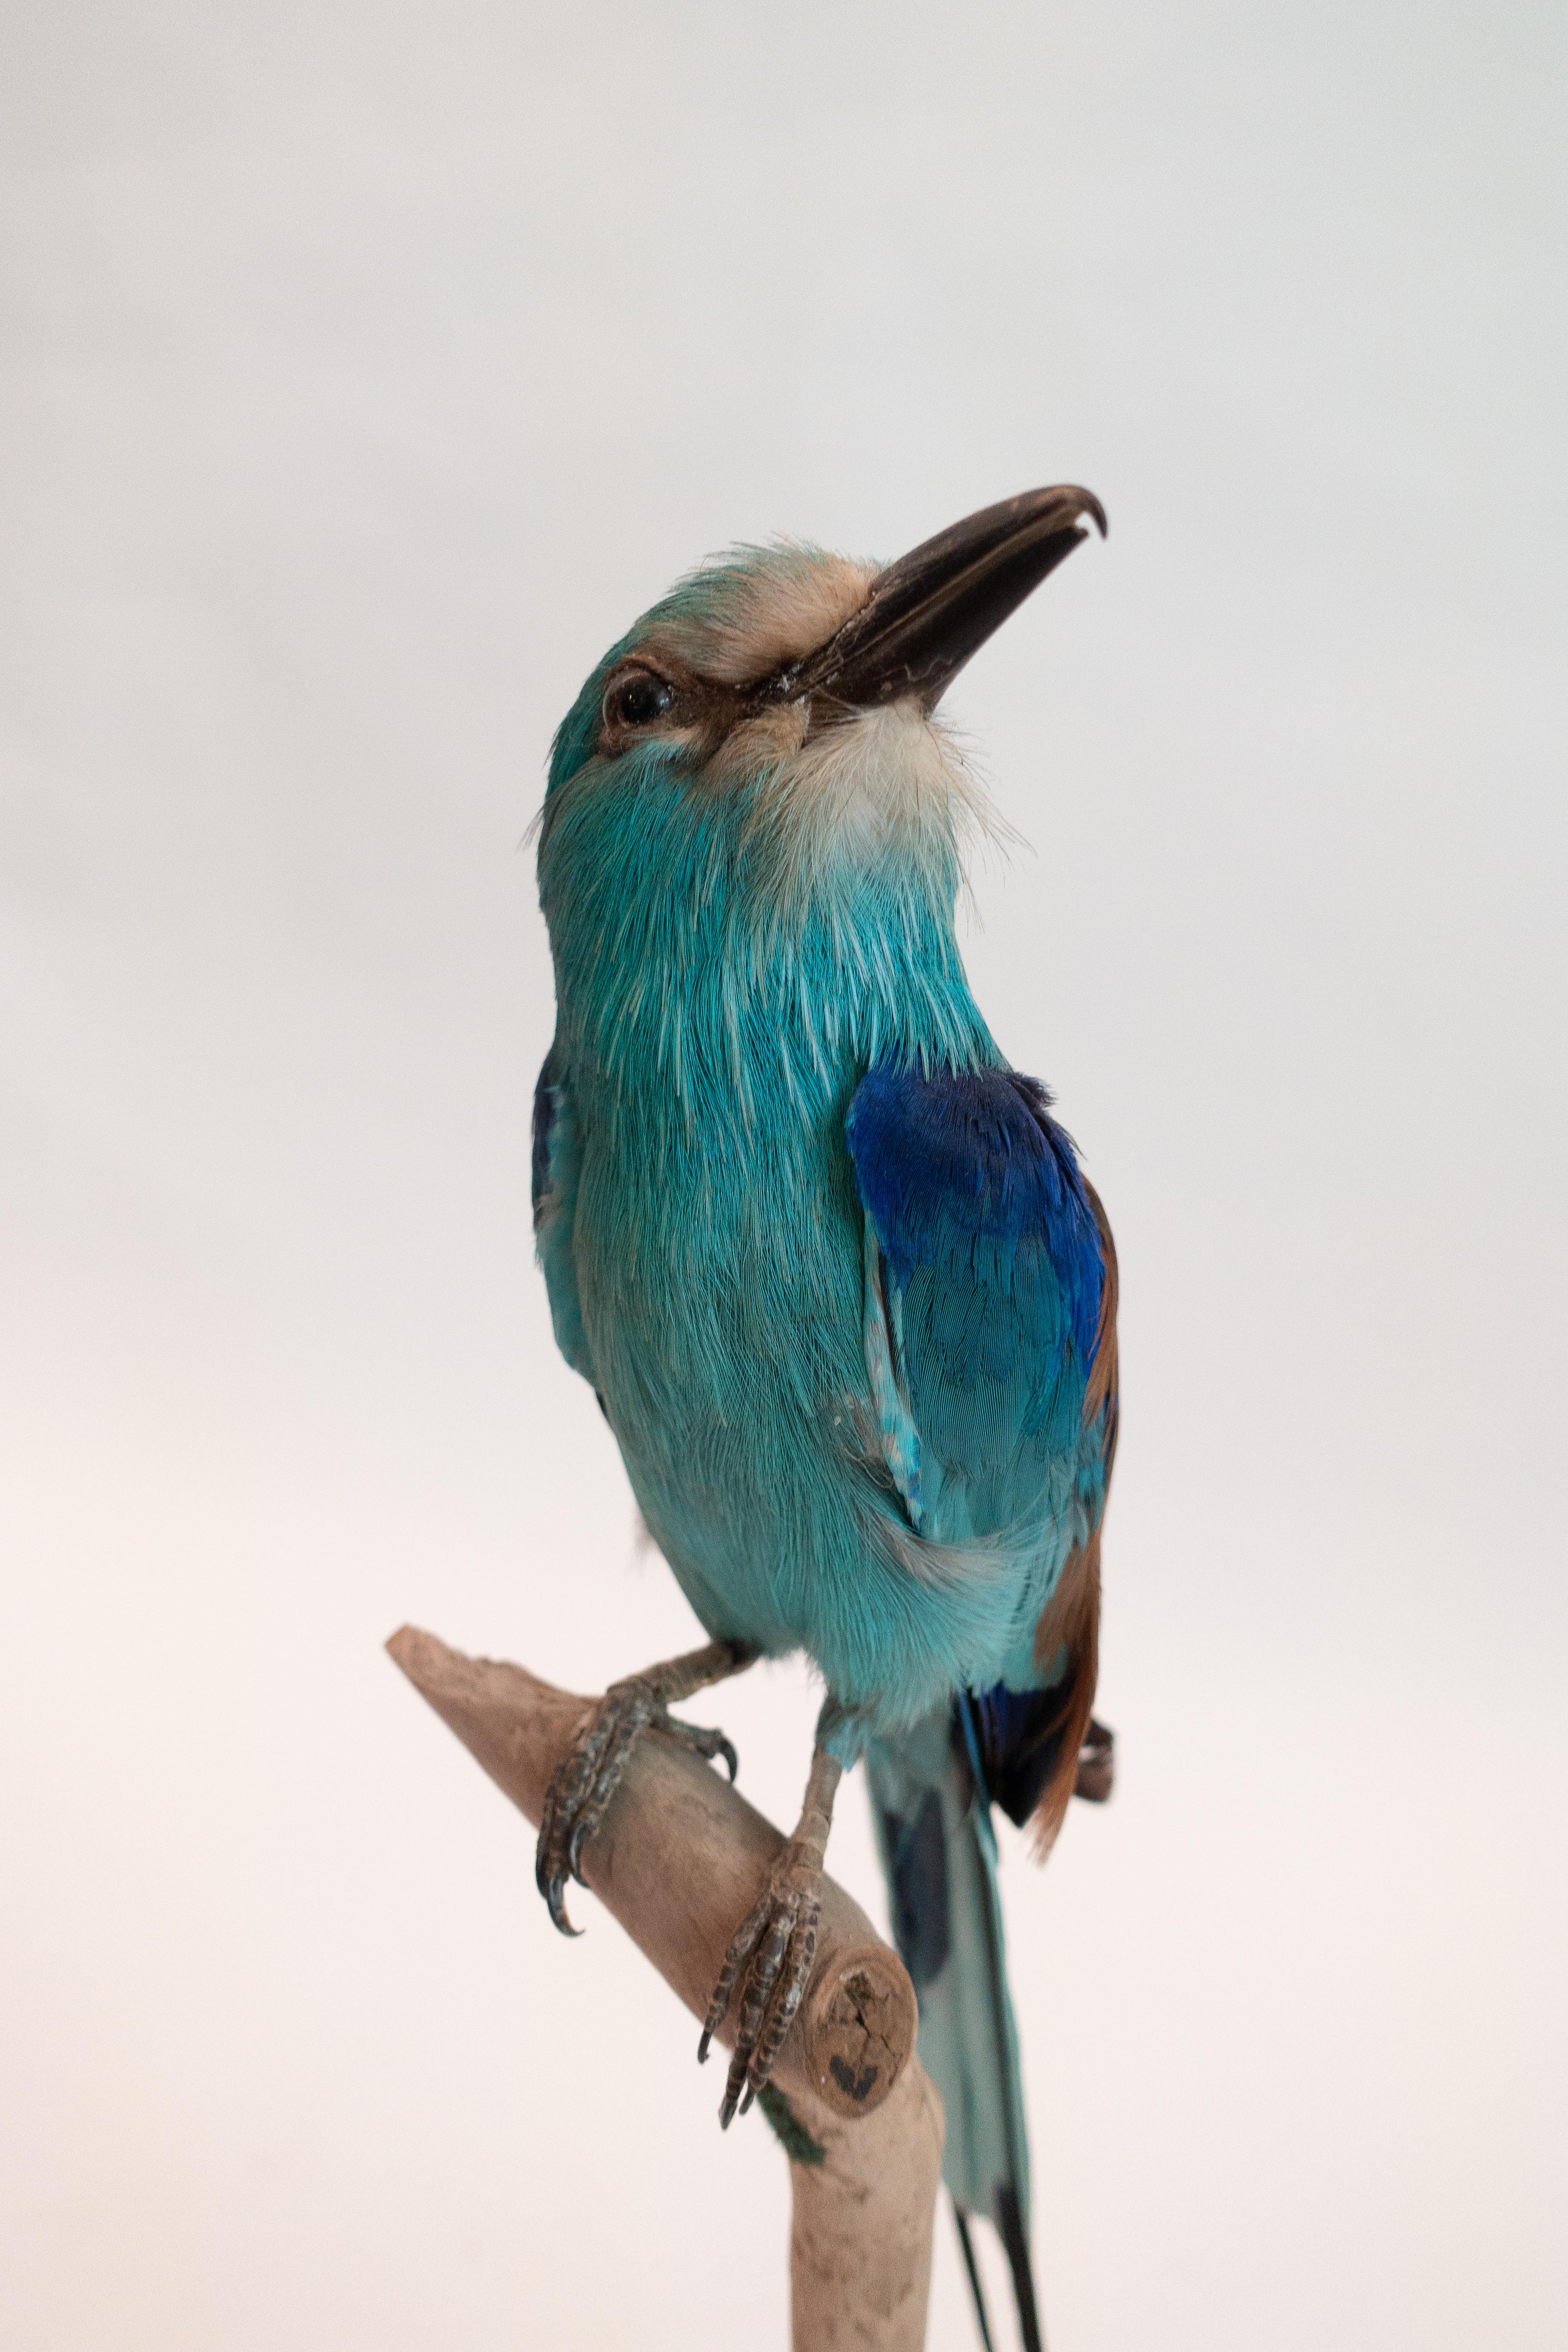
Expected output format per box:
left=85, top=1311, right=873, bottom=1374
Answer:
left=699, top=1734, right=843, bottom=2128
left=536, top=1636, right=758, bottom=1935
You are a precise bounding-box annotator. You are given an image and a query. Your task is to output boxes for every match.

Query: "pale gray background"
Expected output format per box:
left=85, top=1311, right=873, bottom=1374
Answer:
left=2, top=4, right=1564, bottom=2348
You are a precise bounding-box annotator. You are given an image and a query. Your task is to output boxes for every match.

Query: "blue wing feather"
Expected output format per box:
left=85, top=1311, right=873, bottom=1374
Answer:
left=845, top=1063, right=1105, bottom=1546
left=532, top=1046, right=597, bottom=1386
left=530, top=1054, right=557, bottom=1220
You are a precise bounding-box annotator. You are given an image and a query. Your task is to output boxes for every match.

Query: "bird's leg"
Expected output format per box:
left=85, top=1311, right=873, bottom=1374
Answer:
left=699, top=1731, right=844, bottom=2128
left=535, top=1635, right=758, bottom=1935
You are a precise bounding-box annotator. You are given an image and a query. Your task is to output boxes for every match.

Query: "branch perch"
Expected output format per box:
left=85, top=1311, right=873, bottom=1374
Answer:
left=387, top=1625, right=944, bottom=2350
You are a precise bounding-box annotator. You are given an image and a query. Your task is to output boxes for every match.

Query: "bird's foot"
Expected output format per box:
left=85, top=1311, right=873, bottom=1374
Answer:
left=698, top=1841, right=824, bottom=2128
left=535, top=1673, right=738, bottom=1936
left=1074, top=1715, right=1115, bottom=1803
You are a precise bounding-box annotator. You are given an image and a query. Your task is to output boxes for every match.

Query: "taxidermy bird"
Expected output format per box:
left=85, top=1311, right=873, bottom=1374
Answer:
left=532, top=487, right=1118, bottom=2352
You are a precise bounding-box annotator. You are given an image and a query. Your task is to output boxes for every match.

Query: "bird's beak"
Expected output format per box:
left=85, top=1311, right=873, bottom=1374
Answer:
left=768, top=484, right=1106, bottom=716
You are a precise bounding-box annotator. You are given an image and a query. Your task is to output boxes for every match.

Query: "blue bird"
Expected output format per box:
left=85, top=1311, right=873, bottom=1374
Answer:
left=532, top=488, right=1118, bottom=2350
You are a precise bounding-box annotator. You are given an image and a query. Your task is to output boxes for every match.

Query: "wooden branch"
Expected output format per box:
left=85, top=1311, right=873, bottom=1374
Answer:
left=388, top=1625, right=943, bottom=2350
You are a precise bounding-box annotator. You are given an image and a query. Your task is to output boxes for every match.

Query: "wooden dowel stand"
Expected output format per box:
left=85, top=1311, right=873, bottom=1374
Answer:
left=388, top=1626, right=943, bottom=2350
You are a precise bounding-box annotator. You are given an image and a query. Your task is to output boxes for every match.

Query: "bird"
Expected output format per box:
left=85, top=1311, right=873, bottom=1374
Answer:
left=530, top=486, right=1118, bottom=2352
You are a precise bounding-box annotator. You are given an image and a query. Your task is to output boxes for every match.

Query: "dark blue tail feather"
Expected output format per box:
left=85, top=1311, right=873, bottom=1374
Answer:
left=873, top=1697, right=1045, bottom=2352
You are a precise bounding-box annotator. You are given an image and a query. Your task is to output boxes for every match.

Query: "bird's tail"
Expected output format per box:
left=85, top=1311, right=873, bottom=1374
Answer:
left=866, top=1700, right=1044, bottom=2352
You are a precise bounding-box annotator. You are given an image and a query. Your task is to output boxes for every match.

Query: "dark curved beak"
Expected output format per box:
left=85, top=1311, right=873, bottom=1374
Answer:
left=767, top=484, right=1107, bottom=715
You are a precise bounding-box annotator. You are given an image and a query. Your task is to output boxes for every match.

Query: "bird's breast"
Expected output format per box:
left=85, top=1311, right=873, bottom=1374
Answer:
left=572, top=1041, right=865, bottom=1399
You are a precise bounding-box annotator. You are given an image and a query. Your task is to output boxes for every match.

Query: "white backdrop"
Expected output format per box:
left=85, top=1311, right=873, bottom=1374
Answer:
left=2, top=5, right=1564, bottom=2348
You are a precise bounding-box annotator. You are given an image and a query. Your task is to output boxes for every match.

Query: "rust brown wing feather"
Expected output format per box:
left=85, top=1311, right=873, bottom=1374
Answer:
left=1029, top=1178, right=1119, bottom=1856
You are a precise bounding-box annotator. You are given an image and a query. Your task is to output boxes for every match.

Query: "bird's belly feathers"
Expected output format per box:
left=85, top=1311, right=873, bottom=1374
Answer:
left=571, top=1091, right=1079, bottom=1727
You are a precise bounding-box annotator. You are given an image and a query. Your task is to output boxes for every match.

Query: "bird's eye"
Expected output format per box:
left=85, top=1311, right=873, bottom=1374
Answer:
left=604, top=669, right=674, bottom=732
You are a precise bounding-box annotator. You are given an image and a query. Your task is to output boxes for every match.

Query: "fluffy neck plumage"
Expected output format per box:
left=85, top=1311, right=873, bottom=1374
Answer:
left=539, top=737, right=999, bottom=1149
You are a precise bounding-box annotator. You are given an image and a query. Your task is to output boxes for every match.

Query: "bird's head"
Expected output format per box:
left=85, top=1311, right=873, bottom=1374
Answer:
left=545, top=489, right=1109, bottom=875
left=540, top=484, right=1105, bottom=1020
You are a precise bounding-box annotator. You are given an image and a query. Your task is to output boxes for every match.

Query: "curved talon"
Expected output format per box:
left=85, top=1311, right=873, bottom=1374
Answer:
left=658, top=1715, right=740, bottom=1782
left=535, top=1783, right=576, bottom=1934
left=539, top=1862, right=583, bottom=1938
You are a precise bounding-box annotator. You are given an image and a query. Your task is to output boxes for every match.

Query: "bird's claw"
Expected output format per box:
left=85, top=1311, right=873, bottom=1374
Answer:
left=698, top=1846, right=822, bottom=2128
left=1074, top=1715, right=1115, bottom=1804
left=535, top=1674, right=739, bottom=1936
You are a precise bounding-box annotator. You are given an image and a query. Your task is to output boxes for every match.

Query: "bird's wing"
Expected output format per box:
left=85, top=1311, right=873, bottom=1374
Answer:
left=847, top=1065, right=1118, bottom=1847
left=532, top=1045, right=597, bottom=1385
left=970, top=1173, right=1118, bottom=1849
left=845, top=1061, right=1107, bottom=1542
